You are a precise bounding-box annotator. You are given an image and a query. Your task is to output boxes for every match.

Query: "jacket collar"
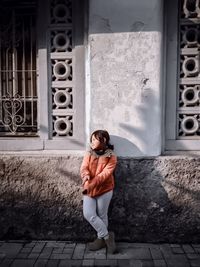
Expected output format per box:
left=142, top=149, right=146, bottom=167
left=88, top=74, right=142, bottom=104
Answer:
left=88, top=148, right=115, bottom=158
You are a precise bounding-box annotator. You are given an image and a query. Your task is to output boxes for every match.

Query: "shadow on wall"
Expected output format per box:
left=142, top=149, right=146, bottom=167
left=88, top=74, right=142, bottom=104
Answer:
left=109, top=156, right=200, bottom=243
left=110, top=135, right=142, bottom=157
left=107, top=88, right=160, bottom=157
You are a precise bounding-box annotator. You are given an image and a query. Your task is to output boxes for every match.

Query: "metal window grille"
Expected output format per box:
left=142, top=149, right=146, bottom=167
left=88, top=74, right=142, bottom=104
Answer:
left=177, top=0, right=200, bottom=139
left=0, top=0, right=37, bottom=136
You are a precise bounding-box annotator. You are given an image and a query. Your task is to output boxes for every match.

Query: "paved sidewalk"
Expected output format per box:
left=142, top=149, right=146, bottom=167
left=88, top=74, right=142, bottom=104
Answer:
left=0, top=241, right=199, bottom=267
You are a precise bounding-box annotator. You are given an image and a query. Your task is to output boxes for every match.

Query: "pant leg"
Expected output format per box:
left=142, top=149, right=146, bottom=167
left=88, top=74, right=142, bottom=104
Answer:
left=83, top=195, right=108, bottom=238
left=96, top=190, right=113, bottom=228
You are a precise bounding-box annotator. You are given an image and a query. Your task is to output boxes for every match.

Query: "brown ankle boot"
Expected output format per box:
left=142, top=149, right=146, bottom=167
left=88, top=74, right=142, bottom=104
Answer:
left=104, top=232, right=117, bottom=254
left=88, top=238, right=106, bottom=251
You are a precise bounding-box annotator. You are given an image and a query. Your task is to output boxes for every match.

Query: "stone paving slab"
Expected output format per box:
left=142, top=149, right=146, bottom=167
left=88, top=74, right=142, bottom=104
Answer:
left=34, top=259, right=48, bottom=267
left=153, top=259, right=167, bottom=267
left=84, top=247, right=106, bottom=260
left=0, top=243, right=23, bottom=259
left=149, top=248, right=163, bottom=260
left=72, top=244, right=86, bottom=260
left=0, top=241, right=199, bottom=266
left=107, top=248, right=151, bottom=260
left=0, top=259, right=14, bottom=267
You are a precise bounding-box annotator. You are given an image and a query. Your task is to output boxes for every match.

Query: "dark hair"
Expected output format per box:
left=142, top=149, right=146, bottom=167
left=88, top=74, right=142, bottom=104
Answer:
left=90, top=130, right=114, bottom=150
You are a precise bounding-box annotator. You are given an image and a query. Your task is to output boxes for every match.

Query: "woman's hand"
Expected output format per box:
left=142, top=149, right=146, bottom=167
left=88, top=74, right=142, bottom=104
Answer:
left=82, top=176, right=90, bottom=195
left=82, top=175, right=90, bottom=186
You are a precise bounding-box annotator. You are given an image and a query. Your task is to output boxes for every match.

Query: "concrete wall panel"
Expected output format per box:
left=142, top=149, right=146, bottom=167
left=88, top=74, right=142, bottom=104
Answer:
left=87, top=0, right=163, bottom=156
left=0, top=155, right=199, bottom=243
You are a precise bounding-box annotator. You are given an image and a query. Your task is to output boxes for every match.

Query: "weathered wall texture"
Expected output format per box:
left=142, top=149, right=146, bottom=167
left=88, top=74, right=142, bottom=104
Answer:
left=87, top=0, right=163, bottom=157
left=0, top=155, right=199, bottom=243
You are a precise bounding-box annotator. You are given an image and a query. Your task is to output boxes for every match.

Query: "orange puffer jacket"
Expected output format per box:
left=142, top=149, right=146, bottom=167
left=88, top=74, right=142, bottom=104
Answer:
left=80, top=149, right=117, bottom=197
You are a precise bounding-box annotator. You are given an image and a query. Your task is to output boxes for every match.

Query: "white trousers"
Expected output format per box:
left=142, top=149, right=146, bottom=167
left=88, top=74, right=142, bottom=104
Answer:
left=83, top=190, right=113, bottom=239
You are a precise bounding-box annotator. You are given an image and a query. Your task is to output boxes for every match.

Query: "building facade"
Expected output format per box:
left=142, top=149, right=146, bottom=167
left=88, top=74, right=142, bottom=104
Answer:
left=0, top=0, right=199, bottom=242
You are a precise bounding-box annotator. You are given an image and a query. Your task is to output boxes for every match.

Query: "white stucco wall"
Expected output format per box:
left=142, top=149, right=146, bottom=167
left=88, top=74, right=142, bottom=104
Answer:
left=86, top=0, right=164, bottom=157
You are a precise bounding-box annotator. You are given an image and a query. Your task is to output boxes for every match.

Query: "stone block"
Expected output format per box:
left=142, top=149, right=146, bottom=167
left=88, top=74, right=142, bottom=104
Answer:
left=72, top=244, right=86, bottom=259
left=0, top=243, right=23, bottom=258
left=34, top=259, right=48, bottom=267
left=11, top=259, right=35, bottom=267
left=150, top=248, right=163, bottom=259
left=153, top=260, right=167, bottom=267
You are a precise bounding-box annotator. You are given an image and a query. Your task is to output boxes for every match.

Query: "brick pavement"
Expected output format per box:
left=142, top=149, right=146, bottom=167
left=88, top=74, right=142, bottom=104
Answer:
left=0, top=241, right=199, bottom=267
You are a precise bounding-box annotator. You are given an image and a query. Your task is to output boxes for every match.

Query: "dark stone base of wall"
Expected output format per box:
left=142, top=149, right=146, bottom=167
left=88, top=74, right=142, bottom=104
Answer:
left=0, top=154, right=199, bottom=243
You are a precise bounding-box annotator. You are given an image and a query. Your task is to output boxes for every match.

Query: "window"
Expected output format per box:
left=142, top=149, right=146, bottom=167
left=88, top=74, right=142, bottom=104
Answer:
left=165, top=0, right=200, bottom=150
left=0, top=0, right=85, bottom=150
left=0, top=1, right=37, bottom=136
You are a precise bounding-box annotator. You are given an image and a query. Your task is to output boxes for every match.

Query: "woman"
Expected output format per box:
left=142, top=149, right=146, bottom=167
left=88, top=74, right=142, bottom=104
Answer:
left=80, top=130, right=117, bottom=254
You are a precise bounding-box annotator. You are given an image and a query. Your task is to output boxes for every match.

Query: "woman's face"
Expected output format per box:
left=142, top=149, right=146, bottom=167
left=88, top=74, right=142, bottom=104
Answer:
left=91, top=135, right=101, bottom=150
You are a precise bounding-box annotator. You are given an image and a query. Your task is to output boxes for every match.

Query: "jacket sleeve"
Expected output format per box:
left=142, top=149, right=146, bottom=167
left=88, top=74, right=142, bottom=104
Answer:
left=88, top=155, right=117, bottom=190
left=80, top=152, right=91, bottom=179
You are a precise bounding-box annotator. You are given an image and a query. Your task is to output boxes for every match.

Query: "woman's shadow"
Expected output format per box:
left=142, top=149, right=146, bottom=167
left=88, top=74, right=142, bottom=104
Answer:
left=110, top=135, right=142, bottom=157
